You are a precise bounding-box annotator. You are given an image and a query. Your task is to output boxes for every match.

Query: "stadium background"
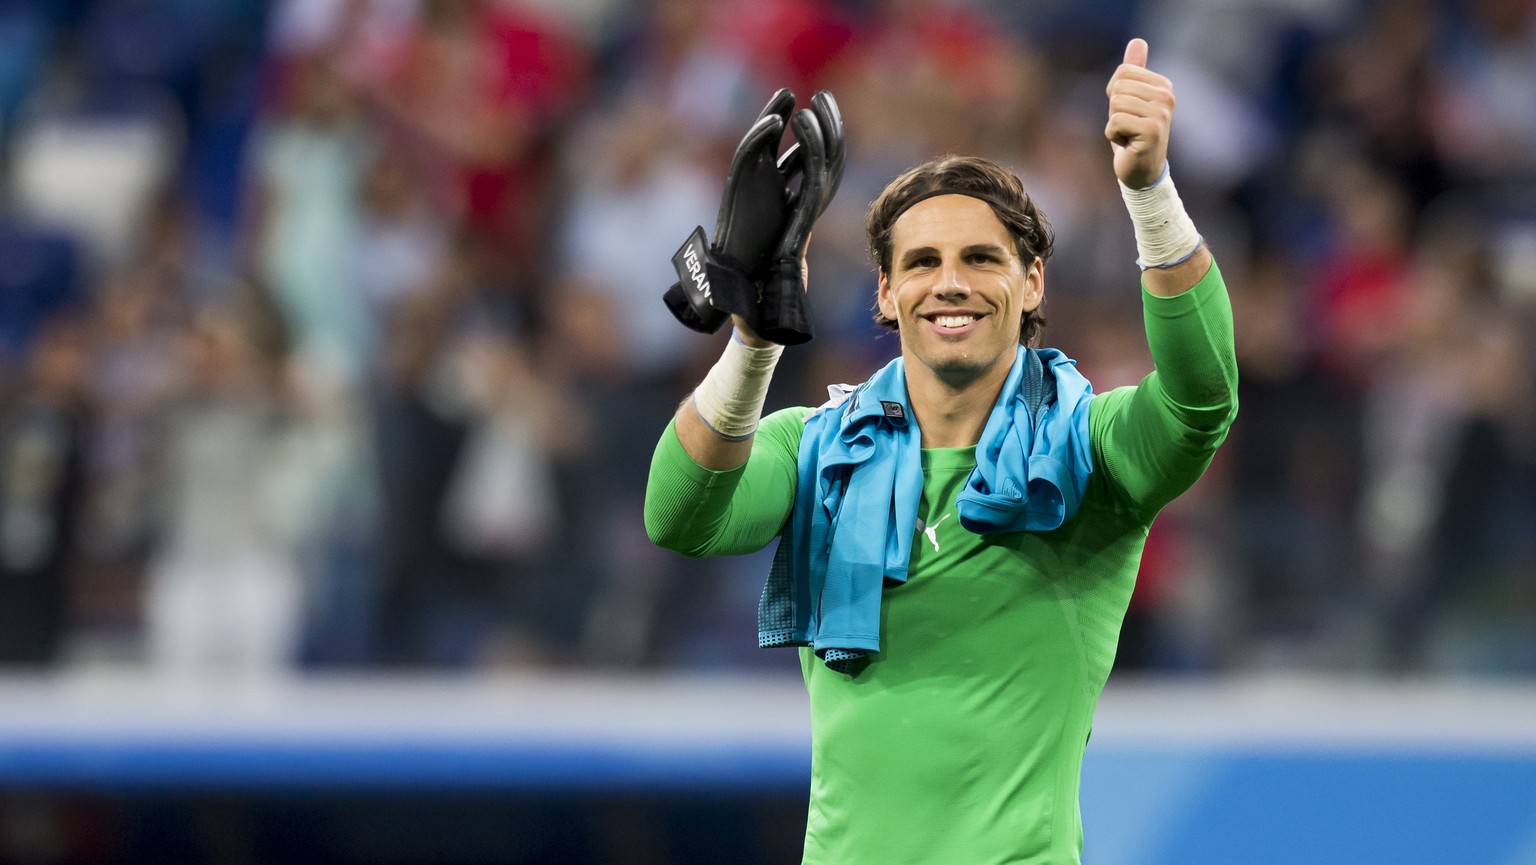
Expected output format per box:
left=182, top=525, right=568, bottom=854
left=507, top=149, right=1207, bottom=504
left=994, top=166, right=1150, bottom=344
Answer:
left=0, top=0, right=1532, bottom=861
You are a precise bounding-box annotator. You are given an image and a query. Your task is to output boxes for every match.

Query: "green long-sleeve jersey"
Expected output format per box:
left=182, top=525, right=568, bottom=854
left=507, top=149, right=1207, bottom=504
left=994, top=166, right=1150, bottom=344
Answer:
left=645, top=262, right=1237, bottom=864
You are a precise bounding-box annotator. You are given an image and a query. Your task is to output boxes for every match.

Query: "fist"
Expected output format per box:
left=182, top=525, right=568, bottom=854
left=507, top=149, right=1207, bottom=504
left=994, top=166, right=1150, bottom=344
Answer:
left=1105, top=38, right=1173, bottom=190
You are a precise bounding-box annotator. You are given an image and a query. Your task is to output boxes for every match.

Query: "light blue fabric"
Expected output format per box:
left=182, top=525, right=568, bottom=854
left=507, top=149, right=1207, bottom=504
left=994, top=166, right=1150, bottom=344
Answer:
left=759, top=346, right=1095, bottom=672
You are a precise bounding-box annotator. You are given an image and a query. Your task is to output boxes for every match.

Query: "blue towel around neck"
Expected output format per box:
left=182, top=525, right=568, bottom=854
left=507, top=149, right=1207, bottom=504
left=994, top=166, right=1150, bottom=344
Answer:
left=758, top=345, right=1095, bottom=673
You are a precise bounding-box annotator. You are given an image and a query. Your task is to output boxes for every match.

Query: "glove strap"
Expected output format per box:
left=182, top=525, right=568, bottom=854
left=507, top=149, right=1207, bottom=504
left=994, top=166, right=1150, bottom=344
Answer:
left=664, top=281, right=727, bottom=333
left=667, top=226, right=760, bottom=332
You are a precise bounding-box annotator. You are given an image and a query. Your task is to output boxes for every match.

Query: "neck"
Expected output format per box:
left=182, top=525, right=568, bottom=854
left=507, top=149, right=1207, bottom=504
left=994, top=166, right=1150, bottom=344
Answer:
left=904, top=354, right=1013, bottom=448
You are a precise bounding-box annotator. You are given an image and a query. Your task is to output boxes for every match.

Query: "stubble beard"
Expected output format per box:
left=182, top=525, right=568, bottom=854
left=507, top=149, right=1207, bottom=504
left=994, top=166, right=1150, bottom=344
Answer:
left=917, top=341, right=1011, bottom=393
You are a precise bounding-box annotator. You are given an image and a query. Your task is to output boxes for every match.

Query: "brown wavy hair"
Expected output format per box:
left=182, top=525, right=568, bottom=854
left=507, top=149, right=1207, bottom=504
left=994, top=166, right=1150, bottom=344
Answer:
left=866, top=155, right=1053, bottom=346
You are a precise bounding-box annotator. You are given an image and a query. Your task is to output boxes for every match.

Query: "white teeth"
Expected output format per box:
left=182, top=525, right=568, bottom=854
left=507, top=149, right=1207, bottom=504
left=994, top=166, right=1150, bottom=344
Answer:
left=934, top=315, right=976, bottom=328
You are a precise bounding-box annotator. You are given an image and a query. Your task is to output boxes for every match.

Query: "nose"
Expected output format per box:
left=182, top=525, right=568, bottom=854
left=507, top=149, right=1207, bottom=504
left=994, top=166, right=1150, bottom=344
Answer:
left=932, top=259, right=970, bottom=299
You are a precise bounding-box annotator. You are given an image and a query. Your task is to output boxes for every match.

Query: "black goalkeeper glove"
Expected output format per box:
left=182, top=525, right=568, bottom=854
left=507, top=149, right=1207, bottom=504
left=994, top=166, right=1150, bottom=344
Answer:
left=663, top=89, right=845, bottom=344
left=664, top=89, right=800, bottom=336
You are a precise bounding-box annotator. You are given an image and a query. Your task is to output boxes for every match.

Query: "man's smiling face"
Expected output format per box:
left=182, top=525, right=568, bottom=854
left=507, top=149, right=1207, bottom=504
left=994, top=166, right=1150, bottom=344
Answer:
left=876, top=194, right=1044, bottom=391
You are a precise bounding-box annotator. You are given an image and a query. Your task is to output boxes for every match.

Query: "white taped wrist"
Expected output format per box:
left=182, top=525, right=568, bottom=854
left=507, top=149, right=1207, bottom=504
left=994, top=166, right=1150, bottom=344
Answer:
left=691, top=332, right=783, bottom=440
left=1119, top=165, right=1202, bottom=269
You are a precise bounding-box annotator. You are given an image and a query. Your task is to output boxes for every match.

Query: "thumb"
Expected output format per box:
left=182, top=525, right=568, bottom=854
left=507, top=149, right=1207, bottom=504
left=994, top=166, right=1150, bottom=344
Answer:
left=1123, top=37, right=1148, bottom=68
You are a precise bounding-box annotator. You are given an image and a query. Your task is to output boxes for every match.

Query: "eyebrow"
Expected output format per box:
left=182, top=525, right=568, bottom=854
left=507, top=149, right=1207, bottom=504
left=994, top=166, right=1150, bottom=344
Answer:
left=897, top=243, right=1010, bottom=269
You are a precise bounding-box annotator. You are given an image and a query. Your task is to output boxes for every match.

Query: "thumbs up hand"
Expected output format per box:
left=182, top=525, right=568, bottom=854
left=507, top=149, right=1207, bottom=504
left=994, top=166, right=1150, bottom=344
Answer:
left=1105, top=38, right=1174, bottom=189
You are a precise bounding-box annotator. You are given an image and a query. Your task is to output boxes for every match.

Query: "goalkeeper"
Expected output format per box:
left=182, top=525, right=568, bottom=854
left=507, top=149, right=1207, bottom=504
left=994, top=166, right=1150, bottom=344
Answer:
left=646, top=38, right=1236, bottom=864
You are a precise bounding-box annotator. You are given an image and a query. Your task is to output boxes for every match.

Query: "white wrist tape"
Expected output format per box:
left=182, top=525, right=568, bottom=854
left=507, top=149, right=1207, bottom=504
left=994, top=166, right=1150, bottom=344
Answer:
left=1119, top=164, right=1202, bottom=269
left=691, top=331, right=783, bottom=440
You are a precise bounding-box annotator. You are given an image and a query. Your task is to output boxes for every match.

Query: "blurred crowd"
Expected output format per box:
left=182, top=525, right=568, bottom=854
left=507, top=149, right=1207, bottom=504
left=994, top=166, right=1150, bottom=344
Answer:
left=0, top=0, right=1532, bottom=677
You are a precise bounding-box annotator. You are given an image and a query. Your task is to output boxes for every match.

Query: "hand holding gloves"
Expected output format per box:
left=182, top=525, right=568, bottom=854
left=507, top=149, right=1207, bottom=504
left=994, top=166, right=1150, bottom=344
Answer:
left=663, top=89, right=844, bottom=346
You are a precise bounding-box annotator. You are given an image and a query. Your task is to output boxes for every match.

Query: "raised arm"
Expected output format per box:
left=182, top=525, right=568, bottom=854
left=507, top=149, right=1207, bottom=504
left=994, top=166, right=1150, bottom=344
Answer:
left=647, top=90, right=843, bottom=552
left=1093, top=38, right=1237, bottom=513
left=663, top=88, right=842, bottom=469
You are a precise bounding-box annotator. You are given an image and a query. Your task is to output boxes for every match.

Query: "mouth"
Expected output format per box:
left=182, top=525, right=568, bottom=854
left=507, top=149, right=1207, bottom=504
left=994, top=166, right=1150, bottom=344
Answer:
left=923, top=311, right=985, bottom=335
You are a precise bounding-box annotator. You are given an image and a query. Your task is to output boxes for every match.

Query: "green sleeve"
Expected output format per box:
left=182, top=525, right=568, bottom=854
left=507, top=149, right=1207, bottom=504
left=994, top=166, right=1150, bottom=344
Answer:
left=1088, top=259, right=1239, bottom=517
left=643, top=406, right=812, bottom=557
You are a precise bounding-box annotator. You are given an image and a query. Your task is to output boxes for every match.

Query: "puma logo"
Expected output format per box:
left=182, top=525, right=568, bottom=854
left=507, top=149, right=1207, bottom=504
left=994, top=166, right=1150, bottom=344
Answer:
left=916, top=513, right=952, bottom=553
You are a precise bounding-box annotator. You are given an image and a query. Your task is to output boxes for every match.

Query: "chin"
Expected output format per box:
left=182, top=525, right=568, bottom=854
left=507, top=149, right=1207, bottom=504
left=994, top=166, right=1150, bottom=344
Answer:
left=925, top=353, right=999, bottom=388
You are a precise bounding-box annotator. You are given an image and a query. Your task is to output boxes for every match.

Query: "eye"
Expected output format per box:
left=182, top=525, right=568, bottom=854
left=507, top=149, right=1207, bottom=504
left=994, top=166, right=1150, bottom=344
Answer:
left=966, top=252, right=1000, bottom=266
left=908, top=255, right=940, bottom=269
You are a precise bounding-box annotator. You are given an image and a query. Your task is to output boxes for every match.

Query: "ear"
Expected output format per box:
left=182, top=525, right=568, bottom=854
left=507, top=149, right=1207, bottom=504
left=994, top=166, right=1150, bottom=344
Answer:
left=876, top=270, right=896, bottom=321
left=1020, top=257, right=1045, bottom=312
